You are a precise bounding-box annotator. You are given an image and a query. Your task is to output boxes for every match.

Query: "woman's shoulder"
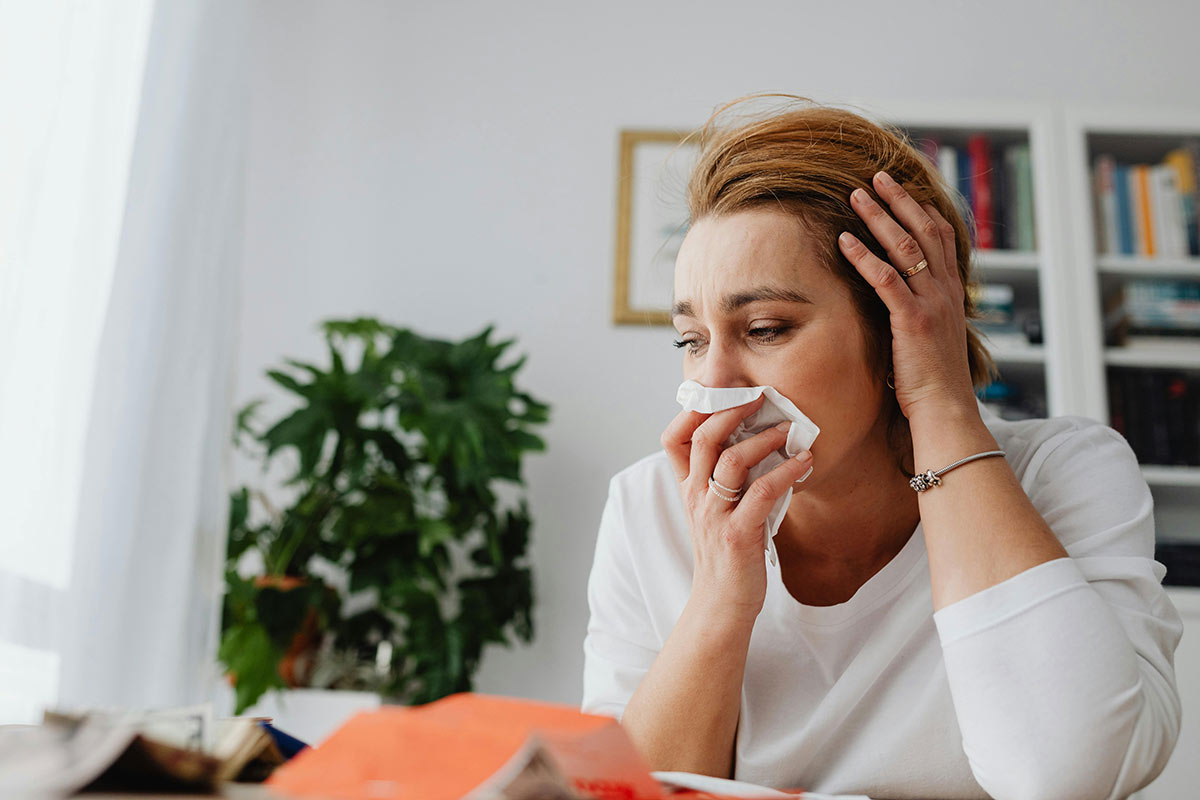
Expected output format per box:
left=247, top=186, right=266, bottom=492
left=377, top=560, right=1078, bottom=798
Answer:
left=982, top=405, right=1152, bottom=554
left=982, top=404, right=1138, bottom=484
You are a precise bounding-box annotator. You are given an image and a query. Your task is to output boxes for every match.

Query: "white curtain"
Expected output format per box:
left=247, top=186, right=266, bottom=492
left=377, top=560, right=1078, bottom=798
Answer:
left=0, top=0, right=247, bottom=718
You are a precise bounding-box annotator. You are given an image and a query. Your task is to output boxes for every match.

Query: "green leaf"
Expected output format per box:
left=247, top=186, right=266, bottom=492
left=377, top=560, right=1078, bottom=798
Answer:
left=219, top=622, right=285, bottom=713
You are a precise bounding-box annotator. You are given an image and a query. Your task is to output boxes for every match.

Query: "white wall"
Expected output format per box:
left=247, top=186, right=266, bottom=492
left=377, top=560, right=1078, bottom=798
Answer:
left=238, top=0, right=1200, bottom=705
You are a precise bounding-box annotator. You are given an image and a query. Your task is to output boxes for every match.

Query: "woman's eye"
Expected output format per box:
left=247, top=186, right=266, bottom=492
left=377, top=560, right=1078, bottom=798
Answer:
left=672, top=337, right=704, bottom=354
left=748, top=326, right=789, bottom=343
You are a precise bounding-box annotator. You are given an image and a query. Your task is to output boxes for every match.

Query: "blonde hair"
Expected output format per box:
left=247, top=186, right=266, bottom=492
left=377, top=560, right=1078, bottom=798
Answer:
left=685, top=94, right=995, bottom=467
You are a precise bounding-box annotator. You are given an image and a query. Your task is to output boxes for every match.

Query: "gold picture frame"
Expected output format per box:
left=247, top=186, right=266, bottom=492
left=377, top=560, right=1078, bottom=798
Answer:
left=612, top=129, right=699, bottom=325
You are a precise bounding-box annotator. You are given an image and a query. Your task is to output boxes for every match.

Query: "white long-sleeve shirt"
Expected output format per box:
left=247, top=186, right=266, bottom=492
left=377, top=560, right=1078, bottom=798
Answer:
left=582, top=409, right=1183, bottom=799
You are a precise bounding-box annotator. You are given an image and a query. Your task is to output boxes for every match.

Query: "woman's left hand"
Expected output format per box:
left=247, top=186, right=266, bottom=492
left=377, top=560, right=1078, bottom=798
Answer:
left=837, top=171, right=980, bottom=424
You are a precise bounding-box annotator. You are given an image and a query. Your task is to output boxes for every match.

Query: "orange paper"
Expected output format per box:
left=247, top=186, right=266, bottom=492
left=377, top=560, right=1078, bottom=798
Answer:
left=266, top=693, right=662, bottom=800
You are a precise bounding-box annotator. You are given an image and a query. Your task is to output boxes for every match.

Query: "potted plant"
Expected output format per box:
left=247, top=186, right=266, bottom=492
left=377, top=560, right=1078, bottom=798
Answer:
left=219, top=318, right=550, bottom=721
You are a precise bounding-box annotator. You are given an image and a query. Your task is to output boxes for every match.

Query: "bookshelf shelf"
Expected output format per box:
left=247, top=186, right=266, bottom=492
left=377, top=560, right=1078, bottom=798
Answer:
left=975, top=249, right=1040, bottom=272
left=1097, top=254, right=1200, bottom=277
left=1142, top=466, right=1200, bottom=488
left=988, top=341, right=1047, bottom=365
left=1105, top=340, right=1200, bottom=369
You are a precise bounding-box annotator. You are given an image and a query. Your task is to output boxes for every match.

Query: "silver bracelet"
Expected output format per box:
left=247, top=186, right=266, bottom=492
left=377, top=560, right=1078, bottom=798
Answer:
left=909, top=450, right=1005, bottom=492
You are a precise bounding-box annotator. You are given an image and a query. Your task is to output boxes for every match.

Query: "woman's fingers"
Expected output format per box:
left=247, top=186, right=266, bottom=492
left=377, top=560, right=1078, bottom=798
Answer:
left=661, top=409, right=709, bottom=482
left=869, top=171, right=947, bottom=282
left=660, top=394, right=765, bottom=484
left=922, top=202, right=964, bottom=301
left=731, top=450, right=814, bottom=527
left=687, top=395, right=765, bottom=490
left=710, top=422, right=791, bottom=493
left=839, top=230, right=916, bottom=316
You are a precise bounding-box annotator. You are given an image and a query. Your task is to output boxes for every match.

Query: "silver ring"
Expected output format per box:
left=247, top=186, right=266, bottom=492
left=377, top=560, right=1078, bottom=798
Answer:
left=707, top=476, right=741, bottom=502
left=901, top=258, right=928, bottom=279
left=710, top=476, right=742, bottom=495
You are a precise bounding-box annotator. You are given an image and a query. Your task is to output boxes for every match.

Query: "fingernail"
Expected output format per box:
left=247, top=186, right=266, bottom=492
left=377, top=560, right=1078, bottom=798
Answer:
left=797, top=465, right=814, bottom=483
left=774, top=422, right=790, bottom=433
left=852, top=188, right=869, bottom=204
left=839, top=231, right=856, bottom=245
left=876, top=170, right=896, bottom=188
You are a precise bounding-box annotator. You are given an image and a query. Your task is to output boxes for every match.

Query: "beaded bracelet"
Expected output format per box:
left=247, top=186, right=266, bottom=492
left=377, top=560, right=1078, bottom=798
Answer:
left=909, top=450, right=1005, bottom=492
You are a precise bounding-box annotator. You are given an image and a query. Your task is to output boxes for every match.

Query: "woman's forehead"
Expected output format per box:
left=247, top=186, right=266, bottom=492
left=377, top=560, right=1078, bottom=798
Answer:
left=673, top=208, right=833, bottom=307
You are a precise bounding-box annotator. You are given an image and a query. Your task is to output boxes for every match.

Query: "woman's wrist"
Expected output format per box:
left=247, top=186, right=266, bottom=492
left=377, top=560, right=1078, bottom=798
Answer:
left=685, top=579, right=762, bottom=634
left=907, top=399, right=998, bottom=473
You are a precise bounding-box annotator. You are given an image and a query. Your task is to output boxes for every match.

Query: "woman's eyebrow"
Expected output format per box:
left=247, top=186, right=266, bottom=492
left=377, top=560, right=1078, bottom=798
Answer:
left=720, top=286, right=812, bottom=313
left=671, top=286, right=812, bottom=319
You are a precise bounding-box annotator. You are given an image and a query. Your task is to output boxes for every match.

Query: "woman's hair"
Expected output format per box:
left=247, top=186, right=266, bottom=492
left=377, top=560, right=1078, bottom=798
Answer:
left=685, top=94, right=995, bottom=470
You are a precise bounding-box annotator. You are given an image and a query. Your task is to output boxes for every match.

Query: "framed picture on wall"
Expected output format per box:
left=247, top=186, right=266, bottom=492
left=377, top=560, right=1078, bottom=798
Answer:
left=612, top=129, right=699, bottom=325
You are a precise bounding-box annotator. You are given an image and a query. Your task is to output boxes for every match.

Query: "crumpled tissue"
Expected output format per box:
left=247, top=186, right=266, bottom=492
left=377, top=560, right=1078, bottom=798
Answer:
left=676, top=380, right=821, bottom=566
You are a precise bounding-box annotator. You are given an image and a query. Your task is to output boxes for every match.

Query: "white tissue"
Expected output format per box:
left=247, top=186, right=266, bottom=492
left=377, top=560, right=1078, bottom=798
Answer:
left=676, top=380, right=820, bottom=566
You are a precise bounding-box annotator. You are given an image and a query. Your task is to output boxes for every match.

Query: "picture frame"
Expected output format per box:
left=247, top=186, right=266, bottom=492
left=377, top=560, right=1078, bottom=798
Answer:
left=612, top=129, right=699, bottom=325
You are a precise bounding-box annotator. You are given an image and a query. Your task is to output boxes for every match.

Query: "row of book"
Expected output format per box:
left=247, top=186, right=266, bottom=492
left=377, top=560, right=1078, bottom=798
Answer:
left=915, top=134, right=1036, bottom=252
left=1104, top=279, right=1200, bottom=344
left=1108, top=368, right=1200, bottom=466
left=1092, top=143, right=1200, bottom=258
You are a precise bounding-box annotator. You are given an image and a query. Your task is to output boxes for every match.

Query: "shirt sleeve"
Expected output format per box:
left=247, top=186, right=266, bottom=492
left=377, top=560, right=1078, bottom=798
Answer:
left=933, top=422, right=1183, bottom=800
left=581, top=476, right=663, bottom=719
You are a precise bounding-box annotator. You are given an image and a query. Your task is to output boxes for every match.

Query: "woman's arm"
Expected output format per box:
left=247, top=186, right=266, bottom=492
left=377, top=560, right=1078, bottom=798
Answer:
left=908, top=402, right=1066, bottom=610
left=618, top=596, right=754, bottom=776
left=839, top=172, right=1181, bottom=797
left=839, top=171, right=1067, bottom=609
left=932, top=426, right=1181, bottom=799
left=587, top=397, right=812, bottom=777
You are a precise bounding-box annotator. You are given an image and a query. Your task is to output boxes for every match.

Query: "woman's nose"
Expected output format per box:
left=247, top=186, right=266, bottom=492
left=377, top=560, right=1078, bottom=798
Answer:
left=697, top=339, right=750, bottom=389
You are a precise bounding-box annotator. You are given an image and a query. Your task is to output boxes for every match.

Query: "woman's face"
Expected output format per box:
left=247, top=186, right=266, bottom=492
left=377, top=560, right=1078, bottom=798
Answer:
left=671, top=206, right=891, bottom=484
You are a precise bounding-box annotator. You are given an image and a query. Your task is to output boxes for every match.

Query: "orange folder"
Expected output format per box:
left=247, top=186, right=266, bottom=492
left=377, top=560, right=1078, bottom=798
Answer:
left=267, top=692, right=667, bottom=800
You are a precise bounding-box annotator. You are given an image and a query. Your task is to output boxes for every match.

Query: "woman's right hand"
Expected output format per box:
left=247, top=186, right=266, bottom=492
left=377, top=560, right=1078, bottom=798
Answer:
left=661, top=395, right=815, bottom=625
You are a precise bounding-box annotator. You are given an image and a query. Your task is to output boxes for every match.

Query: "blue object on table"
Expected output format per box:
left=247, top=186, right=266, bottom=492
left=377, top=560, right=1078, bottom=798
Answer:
left=259, top=721, right=310, bottom=759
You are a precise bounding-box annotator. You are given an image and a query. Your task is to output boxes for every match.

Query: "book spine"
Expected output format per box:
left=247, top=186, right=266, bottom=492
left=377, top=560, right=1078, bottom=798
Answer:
left=1187, top=140, right=1200, bottom=256
left=969, top=134, right=996, bottom=249
left=958, top=147, right=974, bottom=243
left=1125, top=369, right=1148, bottom=462
left=1147, top=371, right=1171, bottom=464
left=1165, top=373, right=1190, bottom=465
left=1134, top=164, right=1156, bottom=256
left=1013, top=145, right=1036, bottom=251
left=1115, top=164, right=1134, bottom=255
left=992, top=141, right=1010, bottom=249
left=1159, top=162, right=1188, bottom=258
left=1095, top=155, right=1120, bottom=255
left=1165, top=147, right=1199, bottom=256
left=1149, top=166, right=1172, bottom=258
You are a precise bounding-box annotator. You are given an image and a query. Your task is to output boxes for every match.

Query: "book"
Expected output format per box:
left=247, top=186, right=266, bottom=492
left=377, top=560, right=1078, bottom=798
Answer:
left=1008, top=144, right=1035, bottom=251
left=1134, top=164, right=1155, bottom=256
left=1114, top=164, right=1134, bottom=255
left=1094, top=155, right=1119, bottom=254
left=1164, top=146, right=1199, bottom=256
left=968, top=135, right=996, bottom=249
left=1108, top=367, right=1200, bottom=466
left=0, top=705, right=293, bottom=796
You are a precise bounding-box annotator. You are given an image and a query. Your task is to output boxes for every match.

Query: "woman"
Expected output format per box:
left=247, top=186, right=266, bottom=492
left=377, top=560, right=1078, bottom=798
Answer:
left=582, top=97, right=1182, bottom=799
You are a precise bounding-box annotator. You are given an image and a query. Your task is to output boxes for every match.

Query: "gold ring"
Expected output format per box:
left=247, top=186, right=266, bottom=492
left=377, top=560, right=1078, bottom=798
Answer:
left=901, top=259, right=928, bottom=279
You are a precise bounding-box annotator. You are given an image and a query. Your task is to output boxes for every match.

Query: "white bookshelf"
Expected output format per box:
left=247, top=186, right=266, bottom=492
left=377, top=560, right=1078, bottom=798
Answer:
left=1062, top=107, right=1200, bottom=514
